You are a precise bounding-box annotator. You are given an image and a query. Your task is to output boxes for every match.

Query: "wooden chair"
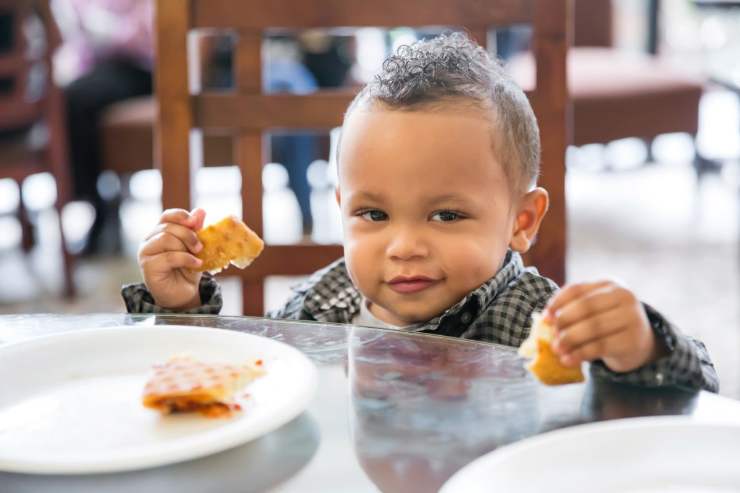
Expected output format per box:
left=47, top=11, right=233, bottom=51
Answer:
left=100, top=96, right=234, bottom=173
left=509, top=0, right=704, bottom=165
left=154, top=0, right=571, bottom=315
left=0, top=0, right=75, bottom=297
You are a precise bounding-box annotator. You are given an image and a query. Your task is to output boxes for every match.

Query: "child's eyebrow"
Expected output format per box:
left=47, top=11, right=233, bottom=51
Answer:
left=424, top=194, right=476, bottom=208
left=348, top=191, right=385, bottom=203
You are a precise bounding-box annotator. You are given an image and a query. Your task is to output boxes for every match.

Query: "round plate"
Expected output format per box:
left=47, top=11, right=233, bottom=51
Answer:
left=0, top=326, right=318, bottom=474
left=441, top=417, right=740, bottom=493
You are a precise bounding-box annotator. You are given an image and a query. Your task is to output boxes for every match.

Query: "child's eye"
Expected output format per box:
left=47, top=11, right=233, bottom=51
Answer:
left=431, top=210, right=463, bottom=222
left=359, top=209, right=388, bottom=222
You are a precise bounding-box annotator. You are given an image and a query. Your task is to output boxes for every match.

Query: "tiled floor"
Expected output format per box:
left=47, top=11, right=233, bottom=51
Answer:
left=1, top=90, right=739, bottom=397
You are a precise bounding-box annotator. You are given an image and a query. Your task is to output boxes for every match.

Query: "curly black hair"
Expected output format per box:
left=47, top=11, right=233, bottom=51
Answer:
left=347, top=32, right=540, bottom=192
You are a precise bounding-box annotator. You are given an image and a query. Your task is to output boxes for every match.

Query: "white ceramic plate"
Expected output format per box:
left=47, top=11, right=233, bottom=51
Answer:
left=0, top=326, right=318, bottom=475
left=441, top=417, right=740, bottom=493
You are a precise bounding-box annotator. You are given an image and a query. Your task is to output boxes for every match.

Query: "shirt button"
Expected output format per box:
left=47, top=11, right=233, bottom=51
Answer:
left=460, top=312, right=472, bottom=324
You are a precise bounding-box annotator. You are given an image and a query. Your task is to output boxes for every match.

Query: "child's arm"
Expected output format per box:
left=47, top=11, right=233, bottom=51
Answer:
left=121, top=273, right=223, bottom=314
left=121, top=208, right=223, bottom=315
left=545, top=281, right=719, bottom=393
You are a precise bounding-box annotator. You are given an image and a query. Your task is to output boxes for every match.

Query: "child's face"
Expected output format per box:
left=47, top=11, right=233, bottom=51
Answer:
left=337, top=106, right=536, bottom=326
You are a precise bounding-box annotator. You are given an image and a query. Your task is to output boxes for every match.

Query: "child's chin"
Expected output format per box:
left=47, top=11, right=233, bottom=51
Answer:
left=387, top=306, right=441, bottom=326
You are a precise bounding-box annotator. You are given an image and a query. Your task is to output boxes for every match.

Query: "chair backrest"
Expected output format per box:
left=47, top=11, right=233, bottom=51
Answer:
left=0, top=0, right=42, bottom=128
left=573, top=0, right=612, bottom=48
left=155, top=0, right=571, bottom=314
left=573, top=0, right=663, bottom=53
left=0, top=0, right=70, bottom=193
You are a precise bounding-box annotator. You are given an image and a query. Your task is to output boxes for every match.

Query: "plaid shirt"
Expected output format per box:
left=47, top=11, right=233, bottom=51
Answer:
left=122, top=250, right=719, bottom=392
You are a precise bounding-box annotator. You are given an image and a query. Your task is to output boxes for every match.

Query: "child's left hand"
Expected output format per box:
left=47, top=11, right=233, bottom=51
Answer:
left=545, top=281, right=668, bottom=373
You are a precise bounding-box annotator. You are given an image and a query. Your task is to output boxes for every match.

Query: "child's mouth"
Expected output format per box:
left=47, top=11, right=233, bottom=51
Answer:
left=387, top=276, right=439, bottom=294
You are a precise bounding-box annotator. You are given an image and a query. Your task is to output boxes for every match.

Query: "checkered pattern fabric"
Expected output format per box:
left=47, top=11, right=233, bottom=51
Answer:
left=121, top=273, right=223, bottom=315
left=122, top=251, right=718, bottom=392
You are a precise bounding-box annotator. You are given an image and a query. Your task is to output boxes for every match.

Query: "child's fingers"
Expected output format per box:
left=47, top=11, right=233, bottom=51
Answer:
left=139, top=231, right=189, bottom=258
left=142, top=251, right=203, bottom=271
left=553, top=305, right=630, bottom=354
left=145, top=223, right=202, bottom=254
left=157, top=208, right=205, bottom=231
left=158, top=208, right=195, bottom=227
left=559, top=330, right=629, bottom=368
left=545, top=280, right=613, bottom=316
left=552, top=286, right=622, bottom=330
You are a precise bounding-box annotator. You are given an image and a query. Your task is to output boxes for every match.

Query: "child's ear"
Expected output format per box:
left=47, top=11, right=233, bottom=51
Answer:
left=509, top=187, right=549, bottom=253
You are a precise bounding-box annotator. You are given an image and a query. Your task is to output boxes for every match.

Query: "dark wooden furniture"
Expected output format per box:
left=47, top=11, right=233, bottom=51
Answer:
left=0, top=0, right=74, bottom=296
left=511, top=0, right=704, bottom=160
left=571, top=0, right=702, bottom=149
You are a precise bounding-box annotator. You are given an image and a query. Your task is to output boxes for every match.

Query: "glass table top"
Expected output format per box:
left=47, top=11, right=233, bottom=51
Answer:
left=1, top=313, right=739, bottom=492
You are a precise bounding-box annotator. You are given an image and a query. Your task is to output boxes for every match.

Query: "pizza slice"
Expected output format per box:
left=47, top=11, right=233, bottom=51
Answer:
left=142, top=354, right=265, bottom=418
left=195, top=215, right=264, bottom=274
left=518, top=312, right=585, bottom=385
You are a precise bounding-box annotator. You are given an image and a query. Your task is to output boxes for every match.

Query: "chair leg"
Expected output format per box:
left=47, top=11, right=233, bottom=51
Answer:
left=243, top=278, right=265, bottom=316
left=17, top=183, right=35, bottom=252
left=51, top=177, right=76, bottom=297
left=96, top=195, right=124, bottom=256
left=48, top=198, right=76, bottom=298
left=58, top=204, right=76, bottom=298
left=692, top=133, right=722, bottom=182
left=644, top=137, right=655, bottom=165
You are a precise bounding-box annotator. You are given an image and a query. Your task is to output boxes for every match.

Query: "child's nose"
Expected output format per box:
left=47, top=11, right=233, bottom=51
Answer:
left=385, top=228, right=428, bottom=260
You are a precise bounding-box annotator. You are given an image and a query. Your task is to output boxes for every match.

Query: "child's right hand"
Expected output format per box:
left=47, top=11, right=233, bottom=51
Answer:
left=138, top=208, right=206, bottom=310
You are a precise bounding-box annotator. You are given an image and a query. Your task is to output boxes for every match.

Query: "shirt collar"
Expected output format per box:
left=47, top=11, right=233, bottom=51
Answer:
left=417, top=249, right=525, bottom=331
left=300, top=250, right=525, bottom=326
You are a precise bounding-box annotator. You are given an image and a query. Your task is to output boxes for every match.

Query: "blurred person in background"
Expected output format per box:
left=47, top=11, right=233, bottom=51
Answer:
left=53, top=3, right=352, bottom=251
left=53, top=0, right=153, bottom=255
left=286, top=31, right=353, bottom=236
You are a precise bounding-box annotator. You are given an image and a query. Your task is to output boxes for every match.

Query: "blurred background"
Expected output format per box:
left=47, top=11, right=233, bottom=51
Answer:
left=0, top=0, right=739, bottom=396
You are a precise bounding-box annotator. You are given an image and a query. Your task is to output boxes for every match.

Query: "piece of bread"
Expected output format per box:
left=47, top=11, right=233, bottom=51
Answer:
left=195, top=216, right=264, bottom=274
left=518, top=313, right=585, bottom=385
left=142, top=354, right=265, bottom=418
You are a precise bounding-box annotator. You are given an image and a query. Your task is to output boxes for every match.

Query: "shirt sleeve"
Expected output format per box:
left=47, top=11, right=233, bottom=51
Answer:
left=265, top=289, right=310, bottom=320
left=589, top=303, right=719, bottom=393
left=120, top=274, right=223, bottom=315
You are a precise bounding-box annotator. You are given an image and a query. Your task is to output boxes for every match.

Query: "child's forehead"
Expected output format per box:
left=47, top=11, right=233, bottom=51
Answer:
left=339, top=106, right=515, bottom=189
left=341, top=105, right=497, bottom=153
left=339, top=105, right=502, bottom=171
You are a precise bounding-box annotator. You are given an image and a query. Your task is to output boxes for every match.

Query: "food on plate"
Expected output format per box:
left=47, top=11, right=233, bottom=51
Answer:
left=195, top=215, right=264, bottom=274
left=142, top=354, right=265, bottom=417
left=518, top=312, right=585, bottom=385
